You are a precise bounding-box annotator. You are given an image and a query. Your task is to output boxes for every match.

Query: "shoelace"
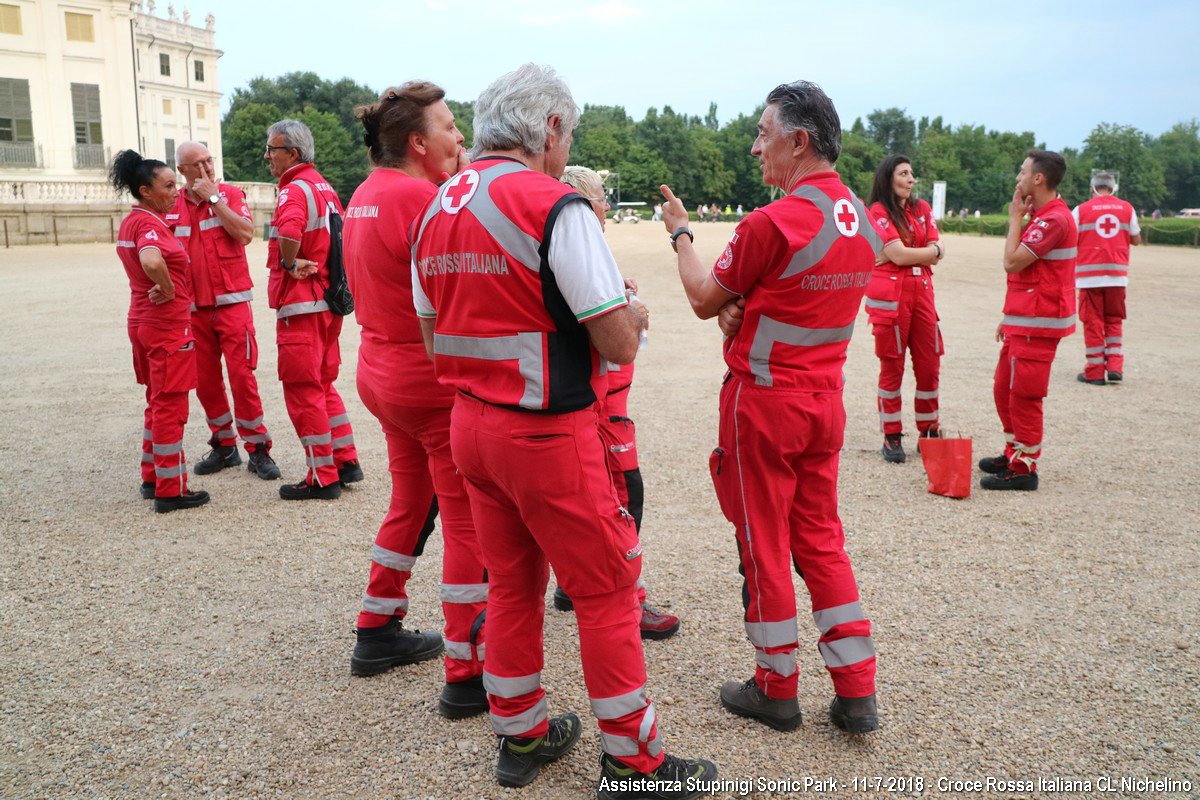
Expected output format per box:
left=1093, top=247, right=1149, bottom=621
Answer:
left=648, top=753, right=699, bottom=782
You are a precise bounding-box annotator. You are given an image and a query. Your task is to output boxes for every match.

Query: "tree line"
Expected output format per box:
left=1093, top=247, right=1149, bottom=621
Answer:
left=222, top=72, right=1200, bottom=215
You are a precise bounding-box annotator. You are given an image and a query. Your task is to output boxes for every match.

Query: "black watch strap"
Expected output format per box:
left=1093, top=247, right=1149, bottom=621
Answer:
left=670, top=226, right=694, bottom=252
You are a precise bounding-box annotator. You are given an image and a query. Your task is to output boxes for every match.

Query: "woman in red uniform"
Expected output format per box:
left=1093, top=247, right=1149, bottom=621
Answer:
left=342, top=82, right=489, bottom=718
left=864, top=155, right=946, bottom=463
left=551, top=165, right=680, bottom=640
left=111, top=150, right=209, bottom=513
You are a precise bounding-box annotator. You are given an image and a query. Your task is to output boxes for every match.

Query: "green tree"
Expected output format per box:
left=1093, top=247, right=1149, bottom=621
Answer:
left=1080, top=123, right=1166, bottom=211
left=837, top=129, right=886, bottom=199
left=866, top=107, right=917, bottom=156
left=1153, top=120, right=1200, bottom=211
left=296, top=106, right=367, bottom=202
left=221, top=101, right=283, bottom=184
left=615, top=142, right=671, bottom=205
left=446, top=99, right=474, bottom=151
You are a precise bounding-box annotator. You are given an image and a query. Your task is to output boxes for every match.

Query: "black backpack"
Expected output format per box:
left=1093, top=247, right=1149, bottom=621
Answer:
left=292, top=179, right=354, bottom=316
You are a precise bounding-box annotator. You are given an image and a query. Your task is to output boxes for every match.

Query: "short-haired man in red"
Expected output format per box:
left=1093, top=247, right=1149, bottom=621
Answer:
left=171, top=141, right=280, bottom=481
left=265, top=119, right=362, bottom=500
left=1072, top=170, right=1140, bottom=385
left=979, top=150, right=1077, bottom=491
left=660, top=80, right=882, bottom=736
left=413, top=63, right=715, bottom=798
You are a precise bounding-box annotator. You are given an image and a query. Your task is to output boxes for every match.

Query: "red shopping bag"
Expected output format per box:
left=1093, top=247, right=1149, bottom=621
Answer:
left=918, top=436, right=972, bottom=498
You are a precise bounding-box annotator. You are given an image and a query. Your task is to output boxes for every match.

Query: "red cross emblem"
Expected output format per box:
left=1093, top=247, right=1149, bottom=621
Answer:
left=1096, top=213, right=1120, bottom=239
left=833, top=199, right=859, bottom=236
left=440, top=170, right=479, bottom=215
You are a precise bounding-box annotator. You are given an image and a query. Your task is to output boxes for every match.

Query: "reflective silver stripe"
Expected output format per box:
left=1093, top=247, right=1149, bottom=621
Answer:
left=490, top=697, right=548, bottom=736
left=1086, top=357, right=1104, bottom=364
left=361, top=594, right=408, bottom=615
left=1076, top=275, right=1128, bottom=289
left=328, top=413, right=350, bottom=428
left=600, top=732, right=663, bottom=758
left=589, top=685, right=648, bottom=720
left=876, top=387, right=902, bottom=399
left=484, top=671, right=542, bottom=699
left=207, top=412, right=233, bottom=427
left=444, top=639, right=484, bottom=661
left=152, top=440, right=183, bottom=455
left=215, top=428, right=236, bottom=440
left=755, top=650, right=798, bottom=677
left=1078, top=223, right=1132, bottom=232
left=914, top=389, right=938, bottom=400
left=467, top=162, right=544, bottom=272
left=914, top=411, right=938, bottom=421
left=299, top=432, right=331, bottom=446
left=142, top=428, right=153, bottom=440
left=1002, top=313, right=1077, bottom=329
left=242, top=434, right=271, bottom=444
left=277, top=300, right=330, bottom=318
left=878, top=411, right=902, bottom=422
left=216, top=290, right=253, bottom=306
left=638, top=702, right=656, bottom=741
left=864, top=297, right=898, bottom=312
left=290, top=179, right=330, bottom=232
left=331, top=434, right=355, bottom=449
left=781, top=185, right=881, bottom=277
left=173, top=225, right=192, bottom=237
left=236, top=415, right=265, bottom=430
left=198, top=217, right=225, bottom=232
left=818, top=636, right=877, bottom=668
left=433, top=331, right=545, bottom=408
left=441, top=583, right=489, bottom=603
left=1043, top=247, right=1077, bottom=260
left=894, top=325, right=902, bottom=352
left=141, top=452, right=154, bottom=463
left=748, top=315, right=855, bottom=387
left=1105, top=337, right=1122, bottom=344
left=305, top=454, right=335, bottom=468
left=155, top=463, right=187, bottom=479
left=744, top=618, right=798, bottom=648
left=1104, top=348, right=1121, bottom=355
left=372, top=544, right=417, bottom=572
left=1075, top=262, right=1127, bottom=273
left=813, top=601, right=866, bottom=634
left=268, top=225, right=280, bottom=239
left=1084, top=346, right=1105, bottom=355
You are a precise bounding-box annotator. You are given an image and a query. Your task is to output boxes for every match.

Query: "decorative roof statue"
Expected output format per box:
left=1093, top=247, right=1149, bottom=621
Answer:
left=205, top=12, right=214, bottom=29
left=167, top=4, right=176, bottom=21
left=182, top=8, right=190, bottom=24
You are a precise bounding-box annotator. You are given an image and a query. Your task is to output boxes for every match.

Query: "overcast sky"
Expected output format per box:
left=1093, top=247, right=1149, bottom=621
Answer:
left=188, top=0, right=1199, bottom=150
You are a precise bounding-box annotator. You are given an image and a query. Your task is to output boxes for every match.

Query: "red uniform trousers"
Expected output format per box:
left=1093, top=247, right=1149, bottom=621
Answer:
left=872, top=271, right=943, bottom=435
left=275, top=312, right=357, bottom=486
left=191, top=302, right=271, bottom=453
left=992, top=335, right=1061, bottom=473
left=597, top=382, right=647, bottom=603
left=130, top=323, right=197, bottom=499
left=355, top=374, right=487, bottom=684
left=1079, top=287, right=1126, bottom=381
left=711, top=378, right=876, bottom=700
left=450, top=392, right=663, bottom=774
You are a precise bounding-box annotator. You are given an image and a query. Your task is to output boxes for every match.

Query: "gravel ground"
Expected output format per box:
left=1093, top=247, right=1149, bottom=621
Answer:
left=1, top=227, right=1197, bottom=800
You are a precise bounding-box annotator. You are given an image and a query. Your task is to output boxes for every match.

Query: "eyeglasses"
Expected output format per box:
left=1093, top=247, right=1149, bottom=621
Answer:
left=587, top=195, right=608, bottom=205
left=179, top=157, right=214, bottom=168
left=264, top=145, right=295, bottom=155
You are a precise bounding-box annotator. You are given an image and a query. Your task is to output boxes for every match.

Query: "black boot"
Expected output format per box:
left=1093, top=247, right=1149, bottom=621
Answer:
left=829, top=693, right=879, bottom=733
left=597, top=751, right=719, bottom=799
left=279, top=480, right=342, bottom=501
left=338, top=460, right=364, bottom=486
left=194, top=443, right=241, bottom=475
left=1107, top=370, right=1123, bottom=382
left=247, top=448, right=281, bottom=480
left=881, top=433, right=906, bottom=463
left=350, top=617, right=444, bottom=676
left=552, top=585, right=574, bottom=612
left=153, top=490, right=211, bottom=513
left=439, top=676, right=489, bottom=719
left=719, top=677, right=802, bottom=731
left=978, top=454, right=1009, bottom=474
left=980, top=469, right=1039, bottom=491
left=496, top=712, right=582, bottom=788
left=1077, top=371, right=1106, bottom=386
left=140, top=481, right=155, bottom=500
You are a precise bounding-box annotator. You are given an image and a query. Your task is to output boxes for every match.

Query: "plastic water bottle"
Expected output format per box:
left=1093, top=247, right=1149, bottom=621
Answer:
left=627, top=292, right=649, bottom=350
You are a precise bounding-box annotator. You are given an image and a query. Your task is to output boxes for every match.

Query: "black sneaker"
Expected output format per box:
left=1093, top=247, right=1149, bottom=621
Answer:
left=1107, top=371, right=1123, bottom=382
left=154, top=490, right=211, bottom=514
left=980, top=469, right=1039, bottom=491
left=719, top=677, right=802, bottom=732
left=247, top=449, right=281, bottom=480
left=140, top=481, right=155, bottom=500
left=552, top=585, right=574, bottom=612
left=881, top=433, right=906, bottom=464
left=829, top=693, right=879, bottom=733
left=495, top=712, right=582, bottom=788
left=350, top=617, right=444, bottom=676
left=439, top=676, right=489, bottom=719
left=920, top=428, right=941, bottom=438
left=194, top=444, right=241, bottom=475
left=279, top=480, right=342, bottom=501
left=338, top=461, right=364, bottom=486
left=597, top=752, right=719, bottom=799
left=978, top=454, right=1009, bottom=474
left=1077, top=372, right=1106, bottom=386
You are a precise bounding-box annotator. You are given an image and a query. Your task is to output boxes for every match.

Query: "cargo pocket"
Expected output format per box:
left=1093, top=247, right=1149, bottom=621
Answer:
left=245, top=323, right=260, bottom=371
left=709, top=446, right=744, bottom=524
left=935, top=322, right=946, bottom=356
left=1011, top=356, right=1052, bottom=400
left=276, top=328, right=319, bottom=384
left=873, top=323, right=903, bottom=359
left=864, top=272, right=901, bottom=323
left=161, top=337, right=198, bottom=393
left=602, top=505, right=644, bottom=589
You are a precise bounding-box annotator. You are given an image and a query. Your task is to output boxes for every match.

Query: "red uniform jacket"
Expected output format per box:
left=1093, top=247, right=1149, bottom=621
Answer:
left=266, top=163, right=343, bottom=318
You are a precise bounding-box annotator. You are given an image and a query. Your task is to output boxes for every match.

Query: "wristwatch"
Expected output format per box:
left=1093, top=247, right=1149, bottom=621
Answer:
left=670, top=226, right=694, bottom=252
left=279, top=257, right=296, bottom=273
left=207, top=193, right=220, bottom=205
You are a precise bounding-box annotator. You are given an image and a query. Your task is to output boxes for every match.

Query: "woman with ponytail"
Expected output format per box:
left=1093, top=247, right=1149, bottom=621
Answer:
left=111, top=150, right=209, bottom=512
left=340, top=82, right=488, bottom=718
left=864, top=155, right=947, bottom=463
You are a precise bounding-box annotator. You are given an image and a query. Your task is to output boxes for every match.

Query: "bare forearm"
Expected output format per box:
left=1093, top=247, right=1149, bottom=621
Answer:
left=419, top=317, right=435, bottom=361
left=884, top=242, right=939, bottom=267
left=141, top=258, right=173, bottom=294
left=215, top=202, right=254, bottom=245
left=277, top=237, right=300, bottom=266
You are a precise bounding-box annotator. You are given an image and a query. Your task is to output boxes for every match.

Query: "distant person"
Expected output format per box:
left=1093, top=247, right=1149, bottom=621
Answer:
left=171, top=141, right=280, bottom=481
left=864, top=154, right=946, bottom=463
left=553, top=164, right=681, bottom=641
left=1152, top=208, right=1162, bottom=220
left=1072, top=171, right=1140, bottom=385
left=724, top=204, right=733, bottom=217
left=110, top=149, right=209, bottom=513
left=736, top=203, right=744, bottom=220
left=661, top=79, right=881, bottom=736
left=698, top=203, right=707, bottom=223
left=979, top=150, right=1077, bottom=491
left=652, top=202, right=663, bottom=221
left=264, top=119, right=362, bottom=500
left=973, top=209, right=981, bottom=219
left=711, top=202, right=722, bottom=222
